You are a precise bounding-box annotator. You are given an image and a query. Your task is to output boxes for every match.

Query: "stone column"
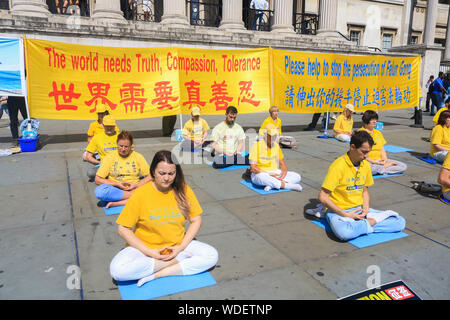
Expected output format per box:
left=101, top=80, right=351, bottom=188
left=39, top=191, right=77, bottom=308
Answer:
left=423, top=0, right=438, bottom=46
left=271, top=0, right=295, bottom=34
left=317, top=0, right=338, bottom=37
left=11, top=0, right=50, bottom=18
left=161, top=0, right=189, bottom=27
left=219, top=0, right=245, bottom=31
left=92, top=0, right=125, bottom=22
left=443, top=6, right=450, bottom=61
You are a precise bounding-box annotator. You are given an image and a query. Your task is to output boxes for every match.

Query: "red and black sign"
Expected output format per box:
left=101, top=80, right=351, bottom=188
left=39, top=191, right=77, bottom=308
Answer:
left=340, top=280, right=421, bottom=300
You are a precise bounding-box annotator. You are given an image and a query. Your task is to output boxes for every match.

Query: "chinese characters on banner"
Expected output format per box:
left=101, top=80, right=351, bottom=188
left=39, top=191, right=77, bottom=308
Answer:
left=25, top=39, right=420, bottom=120
left=272, top=48, right=420, bottom=113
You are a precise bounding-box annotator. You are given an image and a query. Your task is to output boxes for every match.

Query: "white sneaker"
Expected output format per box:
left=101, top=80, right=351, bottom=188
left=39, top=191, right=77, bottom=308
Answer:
left=264, top=186, right=272, bottom=192
left=306, top=203, right=326, bottom=218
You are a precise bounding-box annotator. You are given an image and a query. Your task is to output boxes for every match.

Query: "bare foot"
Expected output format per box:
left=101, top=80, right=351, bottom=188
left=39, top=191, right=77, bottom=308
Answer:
left=366, top=217, right=377, bottom=226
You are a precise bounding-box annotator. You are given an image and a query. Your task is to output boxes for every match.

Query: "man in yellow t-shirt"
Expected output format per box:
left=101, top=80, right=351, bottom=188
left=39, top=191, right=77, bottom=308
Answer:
left=333, top=104, right=354, bottom=142
left=180, top=106, right=210, bottom=151
left=258, top=106, right=297, bottom=149
left=249, top=123, right=302, bottom=192
left=438, top=153, right=450, bottom=201
left=210, top=106, right=249, bottom=169
left=84, top=115, right=119, bottom=180
left=249, top=123, right=303, bottom=192
left=315, top=130, right=406, bottom=241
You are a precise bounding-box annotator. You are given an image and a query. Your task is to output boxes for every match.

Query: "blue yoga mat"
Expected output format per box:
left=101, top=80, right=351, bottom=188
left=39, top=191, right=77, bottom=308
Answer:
left=418, top=155, right=442, bottom=165
left=103, top=205, right=125, bottom=216
left=440, top=194, right=450, bottom=205
left=117, top=271, right=216, bottom=300
left=372, top=173, right=404, bottom=180
left=239, top=180, right=292, bottom=195
left=384, top=145, right=413, bottom=153
left=311, top=218, right=408, bottom=248
left=178, top=147, right=202, bottom=153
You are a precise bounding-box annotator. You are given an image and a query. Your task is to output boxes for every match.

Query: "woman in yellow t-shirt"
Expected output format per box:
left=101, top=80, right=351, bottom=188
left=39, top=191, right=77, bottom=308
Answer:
left=438, top=153, right=450, bottom=202
left=109, top=150, right=218, bottom=287
left=430, top=110, right=450, bottom=163
left=250, top=124, right=302, bottom=192
left=94, top=130, right=152, bottom=208
left=333, top=104, right=354, bottom=142
left=359, top=110, right=407, bottom=175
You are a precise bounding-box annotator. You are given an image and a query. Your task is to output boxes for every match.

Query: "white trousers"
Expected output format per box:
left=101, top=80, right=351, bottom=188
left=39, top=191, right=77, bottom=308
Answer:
left=110, top=240, right=218, bottom=281
left=251, top=169, right=301, bottom=189
left=335, top=134, right=351, bottom=142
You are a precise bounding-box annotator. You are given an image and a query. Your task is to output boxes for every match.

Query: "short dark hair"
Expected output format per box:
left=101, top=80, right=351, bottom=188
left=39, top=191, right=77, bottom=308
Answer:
left=439, top=71, right=444, bottom=77
left=362, top=110, right=378, bottom=124
left=437, top=110, right=450, bottom=126
left=445, top=97, right=450, bottom=104
left=351, top=130, right=374, bottom=148
left=226, top=106, right=238, bottom=114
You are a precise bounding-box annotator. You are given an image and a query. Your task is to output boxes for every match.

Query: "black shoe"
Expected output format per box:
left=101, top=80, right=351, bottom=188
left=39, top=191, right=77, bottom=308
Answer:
left=303, top=126, right=315, bottom=131
left=430, top=113, right=435, bottom=116
left=242, top=168, right=251, bottom=181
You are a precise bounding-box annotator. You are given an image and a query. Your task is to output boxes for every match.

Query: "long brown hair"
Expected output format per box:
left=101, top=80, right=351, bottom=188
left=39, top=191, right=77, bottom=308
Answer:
left=150, top=150, right=190, bottom=219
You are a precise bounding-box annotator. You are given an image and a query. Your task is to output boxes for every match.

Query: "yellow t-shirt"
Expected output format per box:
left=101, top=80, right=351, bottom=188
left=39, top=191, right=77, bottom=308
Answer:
left=333, top=114, right=353, bottom=137
left=359, top=127, right=386, bottom=161
left=432, top=107, right=449, bottom=125
left=259, top=117, right=282, bottom=136
left=87, top=121, right=119, bottom=137
left=211, top=121, right=246, bottom=154
left=322, top=153, right=374, bottom=210
left=182, top=118, right=210, bottom=141
left=249, top=140, right=284, bottom=172
left=96, top=150, right=150, bottom=184
left=85, top=132, right=119, bottom=160
left=430, top=125, right=450, bottom=156
left=442, top=153, right=450, bottom=193
left=116, top=183, right=202, bottom=249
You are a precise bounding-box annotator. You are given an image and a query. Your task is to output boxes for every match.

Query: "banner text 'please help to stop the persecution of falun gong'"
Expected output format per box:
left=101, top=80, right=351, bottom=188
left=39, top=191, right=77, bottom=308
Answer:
left=25, top=39, right=420, bottom=120
left=273, top=48, right=420, bottom=114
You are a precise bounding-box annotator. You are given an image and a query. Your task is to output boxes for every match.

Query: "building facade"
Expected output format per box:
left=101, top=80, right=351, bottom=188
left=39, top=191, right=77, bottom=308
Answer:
left=1, top=0, right=450, bottom=104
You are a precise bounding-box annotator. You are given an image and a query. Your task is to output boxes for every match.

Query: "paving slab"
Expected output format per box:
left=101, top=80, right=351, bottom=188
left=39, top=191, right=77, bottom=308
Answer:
left=0, top=221, right=80, bottom=299
left=161, top=264, right=337, bottom=300
left=300, top=234, right=449, bottom=300
left=73, top=215, right=122, bottom=300
left=195, top=229, right=293, bottom=283
left=0, top=180, right=71, bottom=230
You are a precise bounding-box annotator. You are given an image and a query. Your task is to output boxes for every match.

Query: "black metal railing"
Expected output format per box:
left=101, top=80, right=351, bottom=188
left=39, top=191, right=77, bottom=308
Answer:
left=294, top=13, right=318, bottom=35
left=46, top=0, right=90, bottom=16
left=124, top=0, right=163, bottom=22
left=186, top=0, right=222, bottom=27
left=0, top=0, right=10, bottom=10
left=243, top=8, right=273, bottom=31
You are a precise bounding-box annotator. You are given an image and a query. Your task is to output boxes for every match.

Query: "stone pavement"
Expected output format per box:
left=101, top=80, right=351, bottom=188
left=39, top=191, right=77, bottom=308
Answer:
left=0, top=109, right=449, bottom=300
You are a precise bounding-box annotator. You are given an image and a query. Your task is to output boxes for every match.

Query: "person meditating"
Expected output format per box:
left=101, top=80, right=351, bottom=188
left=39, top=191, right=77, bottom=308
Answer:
left=180, top=106, right=210, bottom=151
left=430, top=110, right=450, bottom=163
left=438, top=153, right=450, bottom=202
left=94, top=130, right=152, bottom=208
left=109, top=150, right=219, bottom=287
left=83, top=114, right=119, bottom=180
left=249, top=123, right=302, bottom=192
left=333, top=104, right=354, bottom=143
left=359, top=110, right=407, bottom=176
left=317, top=131, right=406, bottom=241
left=259, top=105, right=297, bottom=149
